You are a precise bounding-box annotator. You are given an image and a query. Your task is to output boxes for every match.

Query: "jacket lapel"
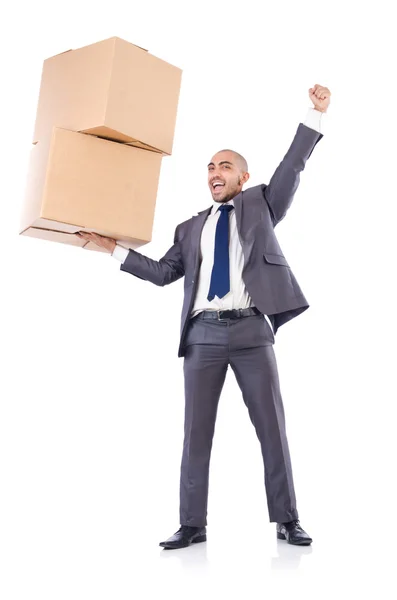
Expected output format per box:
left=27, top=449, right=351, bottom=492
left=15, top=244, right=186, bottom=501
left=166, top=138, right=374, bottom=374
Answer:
left=233, top=191, right=243, bottom=232
left=190, top=206, right=212, bottom=274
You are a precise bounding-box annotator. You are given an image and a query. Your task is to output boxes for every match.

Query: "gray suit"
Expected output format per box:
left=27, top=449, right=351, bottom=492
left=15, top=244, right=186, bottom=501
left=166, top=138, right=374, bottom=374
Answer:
left=120, top=123, right=323, bottom=525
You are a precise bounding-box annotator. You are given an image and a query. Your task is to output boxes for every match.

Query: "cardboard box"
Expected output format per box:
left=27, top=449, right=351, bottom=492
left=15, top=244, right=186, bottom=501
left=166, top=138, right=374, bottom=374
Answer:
left=20, top=127, right=163, bottom=252
left=33, top=36, right=182, bottom=155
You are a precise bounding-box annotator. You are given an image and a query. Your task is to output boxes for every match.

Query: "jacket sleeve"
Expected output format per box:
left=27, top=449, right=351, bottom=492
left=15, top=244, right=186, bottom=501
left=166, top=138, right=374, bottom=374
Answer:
left=119, top=223, right=185, bottom=286
left=264, top=123, right=323, bottom=227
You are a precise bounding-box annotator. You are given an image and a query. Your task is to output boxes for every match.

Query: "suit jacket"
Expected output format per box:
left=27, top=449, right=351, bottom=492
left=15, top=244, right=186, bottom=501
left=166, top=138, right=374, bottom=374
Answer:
left=120, top=123, right=323, bottom=357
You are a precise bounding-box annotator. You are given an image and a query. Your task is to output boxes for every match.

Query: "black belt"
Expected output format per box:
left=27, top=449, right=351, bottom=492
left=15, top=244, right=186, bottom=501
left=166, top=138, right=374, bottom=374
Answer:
left=196, top=307, right=261, bottom=321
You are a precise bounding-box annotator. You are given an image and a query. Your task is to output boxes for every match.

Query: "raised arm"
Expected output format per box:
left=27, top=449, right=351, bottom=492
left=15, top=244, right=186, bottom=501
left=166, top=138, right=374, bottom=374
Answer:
left=264, top=84, right=330, bottom=226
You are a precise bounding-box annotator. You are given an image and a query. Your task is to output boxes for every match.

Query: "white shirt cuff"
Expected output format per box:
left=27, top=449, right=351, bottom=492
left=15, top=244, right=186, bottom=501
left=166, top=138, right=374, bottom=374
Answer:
left=112, top=244, right=130, bottom=263
left=303, top=107, right=325, bottom=134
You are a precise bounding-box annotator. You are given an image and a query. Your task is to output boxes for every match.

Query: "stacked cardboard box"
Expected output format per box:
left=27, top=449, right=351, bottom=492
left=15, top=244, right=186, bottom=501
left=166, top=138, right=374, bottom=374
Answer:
left=19, top=36, right=182, bottom=252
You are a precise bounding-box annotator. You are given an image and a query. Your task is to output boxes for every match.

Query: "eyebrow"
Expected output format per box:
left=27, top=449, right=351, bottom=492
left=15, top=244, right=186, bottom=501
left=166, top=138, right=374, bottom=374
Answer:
left=207, top=160, right=234, bottom=167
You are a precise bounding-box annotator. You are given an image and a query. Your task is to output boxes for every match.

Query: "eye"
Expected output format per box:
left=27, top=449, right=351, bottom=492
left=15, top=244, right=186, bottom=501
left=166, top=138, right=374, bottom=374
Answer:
left=223, top=164, right=231, bottom=169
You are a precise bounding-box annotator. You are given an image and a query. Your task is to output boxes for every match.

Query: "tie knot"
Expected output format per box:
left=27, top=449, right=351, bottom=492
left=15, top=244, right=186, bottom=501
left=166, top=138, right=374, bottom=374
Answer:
left=218, top=204, right=234, bottom=213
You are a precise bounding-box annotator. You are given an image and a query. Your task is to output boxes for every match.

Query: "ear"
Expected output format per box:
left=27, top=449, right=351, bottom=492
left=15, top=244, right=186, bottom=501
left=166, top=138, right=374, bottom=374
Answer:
left=242, top=172, right=250, bottom=185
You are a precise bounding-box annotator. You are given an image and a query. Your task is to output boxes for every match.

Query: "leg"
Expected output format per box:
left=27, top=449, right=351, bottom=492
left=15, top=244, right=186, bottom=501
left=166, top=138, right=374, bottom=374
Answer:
left=180, top=342, right=228, bottom=527
left=230, top=344, right=298, bottom=523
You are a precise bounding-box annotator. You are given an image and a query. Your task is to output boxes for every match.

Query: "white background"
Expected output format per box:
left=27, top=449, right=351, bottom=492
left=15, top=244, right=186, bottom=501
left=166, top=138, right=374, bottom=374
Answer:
left=1, top=1, right=396, bottom=598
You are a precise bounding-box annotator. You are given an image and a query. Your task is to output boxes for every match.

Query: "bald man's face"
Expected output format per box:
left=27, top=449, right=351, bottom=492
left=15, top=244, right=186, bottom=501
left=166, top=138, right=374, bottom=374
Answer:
left=207, top=151, right=250, bottom=203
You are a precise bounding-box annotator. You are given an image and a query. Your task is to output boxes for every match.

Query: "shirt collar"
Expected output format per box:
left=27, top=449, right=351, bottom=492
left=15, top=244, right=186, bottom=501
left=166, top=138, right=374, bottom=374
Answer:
left=210, top=198, right=235, bottom=215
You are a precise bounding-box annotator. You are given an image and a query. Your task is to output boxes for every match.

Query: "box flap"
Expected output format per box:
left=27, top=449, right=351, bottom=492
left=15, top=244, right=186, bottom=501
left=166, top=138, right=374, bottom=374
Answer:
left=49, top=48, right=73, bottom=58
left=112, top=36, right=148, bottom=52
left=50, top=36, right=148, bottom=60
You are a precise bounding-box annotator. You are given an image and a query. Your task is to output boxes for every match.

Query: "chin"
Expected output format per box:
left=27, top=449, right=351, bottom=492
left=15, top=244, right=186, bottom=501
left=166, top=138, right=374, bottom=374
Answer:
left=215, top=191, right=229, bottom=201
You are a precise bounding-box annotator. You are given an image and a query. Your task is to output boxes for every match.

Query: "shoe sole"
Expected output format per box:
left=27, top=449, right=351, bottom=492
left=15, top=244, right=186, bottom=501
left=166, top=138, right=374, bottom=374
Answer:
left=277, top=532, right=312, bottom=546
left=160, top=534, right=207, bottom=550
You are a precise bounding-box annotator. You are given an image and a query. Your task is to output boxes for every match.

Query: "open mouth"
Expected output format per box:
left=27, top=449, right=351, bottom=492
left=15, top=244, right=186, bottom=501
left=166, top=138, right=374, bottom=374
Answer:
left=211, top=180, right=225, bottom=193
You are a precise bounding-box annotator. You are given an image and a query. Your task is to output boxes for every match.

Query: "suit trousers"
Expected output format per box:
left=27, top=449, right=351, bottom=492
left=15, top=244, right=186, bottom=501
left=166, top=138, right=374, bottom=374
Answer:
left=179, top=311, right=299, bottom=526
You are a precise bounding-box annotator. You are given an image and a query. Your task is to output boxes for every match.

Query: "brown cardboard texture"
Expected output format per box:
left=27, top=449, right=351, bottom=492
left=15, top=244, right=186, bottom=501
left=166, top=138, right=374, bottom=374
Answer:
left=20, top=127, right=163, bottom=252
left=33, top=36, right=182, bottom=155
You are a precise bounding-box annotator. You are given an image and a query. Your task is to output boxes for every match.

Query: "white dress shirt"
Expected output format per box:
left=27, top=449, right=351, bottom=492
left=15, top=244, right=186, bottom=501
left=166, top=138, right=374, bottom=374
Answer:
left=190, top=197, right=250, bottom=316
left=111, top=108, right=325, bottom=325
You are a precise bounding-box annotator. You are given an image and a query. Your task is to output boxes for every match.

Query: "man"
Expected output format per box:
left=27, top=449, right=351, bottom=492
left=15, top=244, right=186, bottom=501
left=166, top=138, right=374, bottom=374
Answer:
left=77, top=83, right=331, bottom=549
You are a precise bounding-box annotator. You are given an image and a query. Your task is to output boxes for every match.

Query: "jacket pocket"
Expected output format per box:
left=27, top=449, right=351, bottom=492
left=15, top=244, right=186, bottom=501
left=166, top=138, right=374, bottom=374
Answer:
left=263, top=252, right=289, bottom=266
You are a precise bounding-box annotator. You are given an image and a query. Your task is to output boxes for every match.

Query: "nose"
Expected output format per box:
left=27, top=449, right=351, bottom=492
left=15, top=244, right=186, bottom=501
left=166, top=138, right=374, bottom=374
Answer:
left=209, top=170, right=222, bottom=182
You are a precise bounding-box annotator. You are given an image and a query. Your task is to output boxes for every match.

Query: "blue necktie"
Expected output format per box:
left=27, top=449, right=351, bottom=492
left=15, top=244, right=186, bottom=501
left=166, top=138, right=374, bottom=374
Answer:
left=207, top=204, right=235, bottom=301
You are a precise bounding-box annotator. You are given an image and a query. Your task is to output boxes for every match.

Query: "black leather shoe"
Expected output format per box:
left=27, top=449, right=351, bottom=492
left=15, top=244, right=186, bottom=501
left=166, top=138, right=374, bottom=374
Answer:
left=277, top=520, right=312, bottom=545
left=159, top=525, right=207, bottom=549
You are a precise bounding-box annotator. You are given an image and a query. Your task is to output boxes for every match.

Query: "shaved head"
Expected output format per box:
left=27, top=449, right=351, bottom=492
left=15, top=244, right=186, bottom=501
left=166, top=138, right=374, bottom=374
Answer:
left=215, top=149, right=248, bottom=173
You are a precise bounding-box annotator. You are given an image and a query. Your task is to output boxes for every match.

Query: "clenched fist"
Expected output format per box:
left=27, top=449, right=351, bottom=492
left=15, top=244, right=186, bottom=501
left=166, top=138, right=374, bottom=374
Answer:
left=76, top=231, right=117, bottom=253
left=309, top=84, right=331, bottom=113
